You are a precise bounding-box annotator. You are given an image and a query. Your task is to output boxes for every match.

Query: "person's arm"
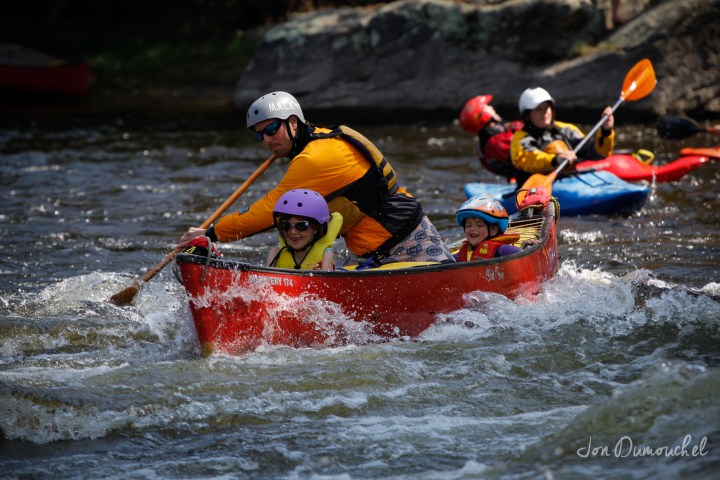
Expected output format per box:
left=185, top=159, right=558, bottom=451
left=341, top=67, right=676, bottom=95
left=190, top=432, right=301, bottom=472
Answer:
left=556, top=121, right=607, bottom=162
left=496, top=244, right=521, bottom=256
left=510, top=131, right=557, bottom=173
left=320, top=248, right=335, bottom=270
left=594, top=105, right=615, bottom=155
left=266, top=246, right=281, bottom=267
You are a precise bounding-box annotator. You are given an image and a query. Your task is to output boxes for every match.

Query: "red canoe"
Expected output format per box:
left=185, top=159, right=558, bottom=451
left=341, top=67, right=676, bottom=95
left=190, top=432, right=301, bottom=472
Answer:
left=0, top=43, right=92, bottom=97
left=176, top=206, right=559, bottom=356
left=575, top=150, right=716, bottom=183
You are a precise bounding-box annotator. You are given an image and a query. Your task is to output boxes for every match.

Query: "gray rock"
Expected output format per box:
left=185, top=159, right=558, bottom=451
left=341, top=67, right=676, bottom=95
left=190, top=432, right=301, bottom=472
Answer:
left=235, top=0, right=720, bottom=123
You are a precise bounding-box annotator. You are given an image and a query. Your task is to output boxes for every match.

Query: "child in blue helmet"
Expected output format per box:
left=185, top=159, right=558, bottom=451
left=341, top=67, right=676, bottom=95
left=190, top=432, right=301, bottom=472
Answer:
left=453, top=196, right=522, bottom=262
left=266, top=189, right=343, bottom=270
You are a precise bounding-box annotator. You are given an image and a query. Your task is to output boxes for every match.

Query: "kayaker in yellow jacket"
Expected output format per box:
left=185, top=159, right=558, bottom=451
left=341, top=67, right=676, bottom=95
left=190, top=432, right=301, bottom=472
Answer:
left=179, top=91, right=454, bottom=267
left=510, top=87, right=615, bottom=187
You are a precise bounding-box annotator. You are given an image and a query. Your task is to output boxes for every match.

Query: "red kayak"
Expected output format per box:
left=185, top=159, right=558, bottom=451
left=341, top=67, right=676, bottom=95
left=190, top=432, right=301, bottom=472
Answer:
left=575, top=149, right=717, bottom=183
left=176, top=207, right=559, bottom=356
left=0, top=43, right=92, bottom=97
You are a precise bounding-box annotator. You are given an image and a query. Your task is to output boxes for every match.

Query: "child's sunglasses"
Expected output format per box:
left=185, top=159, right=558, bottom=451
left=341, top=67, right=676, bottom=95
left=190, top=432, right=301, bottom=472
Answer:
left=255, top=120, right=282, bottom=140
left=279, top=220, right=311, bottom=232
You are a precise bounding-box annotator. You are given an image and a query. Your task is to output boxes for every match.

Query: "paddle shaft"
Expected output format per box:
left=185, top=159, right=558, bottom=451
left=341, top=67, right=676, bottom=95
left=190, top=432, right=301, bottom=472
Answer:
left=141, top=154, right=277, bottom=281
left=111, top=154, right=277, bottom=304
left=546, top=96, right=623, bottom=181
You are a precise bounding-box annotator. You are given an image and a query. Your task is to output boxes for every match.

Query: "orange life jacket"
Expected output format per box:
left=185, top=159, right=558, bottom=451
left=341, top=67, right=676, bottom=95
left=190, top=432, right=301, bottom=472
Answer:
left=456, top=234, right=521, bottom=262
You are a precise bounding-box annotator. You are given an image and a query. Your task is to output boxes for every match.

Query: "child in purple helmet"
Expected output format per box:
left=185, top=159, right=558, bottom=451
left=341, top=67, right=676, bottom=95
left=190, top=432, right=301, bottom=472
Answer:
left=266, top=189, right=343, bottom=270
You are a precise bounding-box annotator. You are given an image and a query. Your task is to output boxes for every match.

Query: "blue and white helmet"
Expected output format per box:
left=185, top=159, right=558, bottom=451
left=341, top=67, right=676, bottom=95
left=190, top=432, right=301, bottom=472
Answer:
left=456, top=195, right=509, bottom=233
left=246, top=91, right=306, bottom=128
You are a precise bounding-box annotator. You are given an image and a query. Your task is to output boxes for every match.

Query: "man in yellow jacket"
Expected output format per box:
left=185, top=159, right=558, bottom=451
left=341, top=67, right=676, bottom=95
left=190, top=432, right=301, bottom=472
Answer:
left=179, top=91, right=454, bottom=266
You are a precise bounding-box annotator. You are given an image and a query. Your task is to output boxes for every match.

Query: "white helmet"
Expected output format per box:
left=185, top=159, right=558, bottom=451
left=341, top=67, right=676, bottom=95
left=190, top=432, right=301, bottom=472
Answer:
left=246, top=91, right=306, bottom=128
left=518, top=87, right=555, bottom=115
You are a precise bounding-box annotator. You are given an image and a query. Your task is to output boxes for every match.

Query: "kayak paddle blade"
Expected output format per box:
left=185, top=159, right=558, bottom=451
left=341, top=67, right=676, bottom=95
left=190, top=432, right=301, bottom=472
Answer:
left=657, top=116, right=706, bottom=139
left=679, top=147, right=720, bottom=159
left=517, top=171, right=557, bottom=202
left=622, top=59, right=656, bottom=102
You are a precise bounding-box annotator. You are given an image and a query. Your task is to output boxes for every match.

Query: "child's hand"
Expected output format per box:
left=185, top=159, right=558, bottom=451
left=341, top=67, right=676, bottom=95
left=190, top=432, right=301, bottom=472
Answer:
left=521, top=239, right=538, bottom=249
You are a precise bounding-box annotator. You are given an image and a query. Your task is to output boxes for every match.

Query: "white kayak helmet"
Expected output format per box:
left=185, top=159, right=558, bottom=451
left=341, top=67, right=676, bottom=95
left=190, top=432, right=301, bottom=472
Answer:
left=518, top=87, right=555, bottom=115
left=246, top=91, right=306, bottom=128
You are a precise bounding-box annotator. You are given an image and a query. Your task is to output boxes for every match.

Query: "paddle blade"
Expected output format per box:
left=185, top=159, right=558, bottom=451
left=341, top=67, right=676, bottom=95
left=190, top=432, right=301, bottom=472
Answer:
left=110, top=280, right=141, bottom=306
left=657, top=116, right=706, bottom=139
left=516, top=172, right=557, bottom=203
left=621, top=59, right=656, bottom=101
left=679, top=147, right=720, bottom=159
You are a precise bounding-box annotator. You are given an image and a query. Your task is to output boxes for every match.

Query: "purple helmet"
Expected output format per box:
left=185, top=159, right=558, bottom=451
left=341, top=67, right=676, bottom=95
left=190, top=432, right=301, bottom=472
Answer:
left=273, top=189, right=330, bottom=224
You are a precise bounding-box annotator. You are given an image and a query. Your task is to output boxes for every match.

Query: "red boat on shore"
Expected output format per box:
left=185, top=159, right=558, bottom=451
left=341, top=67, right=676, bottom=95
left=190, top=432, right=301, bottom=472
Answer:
left=0, top=42, right=92, bottom=97
left=175, top=205, right=559, bottom=356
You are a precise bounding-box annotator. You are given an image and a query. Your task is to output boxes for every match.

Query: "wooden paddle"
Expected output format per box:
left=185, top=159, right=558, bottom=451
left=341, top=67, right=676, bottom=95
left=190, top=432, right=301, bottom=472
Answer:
left=517, top=58, right=657, bottom=200
left=110, top=154, right=277, bottom=306
left=657, top=116, right=719, bottom=140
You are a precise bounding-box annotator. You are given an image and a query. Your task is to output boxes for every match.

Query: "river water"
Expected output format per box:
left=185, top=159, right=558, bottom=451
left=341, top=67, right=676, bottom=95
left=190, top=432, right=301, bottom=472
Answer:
left=1, top=111, right=718, bottom=479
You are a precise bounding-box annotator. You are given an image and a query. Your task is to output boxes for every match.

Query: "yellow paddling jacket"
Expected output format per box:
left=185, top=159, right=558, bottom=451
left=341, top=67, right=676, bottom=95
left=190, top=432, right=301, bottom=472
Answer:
left=510, top=120, right=614, bottom=185
left=210, top=125, right=423, bottom=257
left=271, top=212, right=343, bottom=270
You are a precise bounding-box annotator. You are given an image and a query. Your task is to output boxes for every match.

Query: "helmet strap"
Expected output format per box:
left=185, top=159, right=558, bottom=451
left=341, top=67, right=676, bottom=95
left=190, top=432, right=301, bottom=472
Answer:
left=288, top=119, right=309, bottom=158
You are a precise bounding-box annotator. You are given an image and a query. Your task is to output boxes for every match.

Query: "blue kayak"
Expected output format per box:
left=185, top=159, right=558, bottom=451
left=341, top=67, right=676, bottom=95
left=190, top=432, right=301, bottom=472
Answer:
left=464, top=170, right=649, bottom=216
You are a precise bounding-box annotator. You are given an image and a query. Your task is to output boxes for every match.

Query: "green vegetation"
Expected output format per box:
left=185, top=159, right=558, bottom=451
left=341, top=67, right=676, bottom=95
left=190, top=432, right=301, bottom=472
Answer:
left=88, top=36, right=257, bottom=93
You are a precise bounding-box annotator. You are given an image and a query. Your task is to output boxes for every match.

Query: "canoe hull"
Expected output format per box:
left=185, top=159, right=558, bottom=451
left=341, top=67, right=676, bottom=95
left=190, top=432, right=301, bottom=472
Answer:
left=0, top=43, right=92, bottom=97
left=465, top=170, right=649, bottom=216
left=0, top=63, right=92, bottom=97
left=176, top=212, right=559, bottom=355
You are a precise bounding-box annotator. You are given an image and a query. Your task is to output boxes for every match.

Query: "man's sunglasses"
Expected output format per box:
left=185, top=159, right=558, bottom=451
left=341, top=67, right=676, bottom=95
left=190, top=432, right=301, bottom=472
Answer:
left=255, top=120, right=282, bottom=140
left=279, top=220, right=312, bottom=232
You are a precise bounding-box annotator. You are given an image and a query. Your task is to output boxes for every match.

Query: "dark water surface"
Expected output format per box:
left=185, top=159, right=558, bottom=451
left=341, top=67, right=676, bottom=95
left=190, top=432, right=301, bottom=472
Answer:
left=1, top=112, right=719, bottom=479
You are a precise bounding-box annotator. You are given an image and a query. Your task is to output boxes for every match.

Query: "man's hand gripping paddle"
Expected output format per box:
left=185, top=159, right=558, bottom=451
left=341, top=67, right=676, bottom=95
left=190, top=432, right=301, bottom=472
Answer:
left=110, top=154, right=277, bottom=306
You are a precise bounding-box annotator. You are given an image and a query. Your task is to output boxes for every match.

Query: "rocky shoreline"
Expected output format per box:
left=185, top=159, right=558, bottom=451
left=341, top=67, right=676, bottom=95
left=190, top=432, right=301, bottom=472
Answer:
left=234, top=0, right=720, bottom=124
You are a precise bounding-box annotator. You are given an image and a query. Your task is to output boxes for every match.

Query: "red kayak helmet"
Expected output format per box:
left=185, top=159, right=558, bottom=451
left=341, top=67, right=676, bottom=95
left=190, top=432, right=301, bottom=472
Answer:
left=456, top=195, right=509, bottom=232
left=459, top=95, right=494, bottom=133
left=273, top=189, right=330, bottom=225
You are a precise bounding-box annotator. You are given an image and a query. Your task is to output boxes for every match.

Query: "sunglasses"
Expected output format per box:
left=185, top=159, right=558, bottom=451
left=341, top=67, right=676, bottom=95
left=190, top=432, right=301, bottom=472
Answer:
left=254, top=120, right=282, bottom=140
left=279, top=220, right=312, bottom=232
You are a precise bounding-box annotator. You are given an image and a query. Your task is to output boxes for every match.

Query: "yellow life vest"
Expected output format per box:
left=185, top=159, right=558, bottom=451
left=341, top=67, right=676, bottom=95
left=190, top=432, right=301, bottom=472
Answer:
left=273, top=212, right=343, bottom=270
